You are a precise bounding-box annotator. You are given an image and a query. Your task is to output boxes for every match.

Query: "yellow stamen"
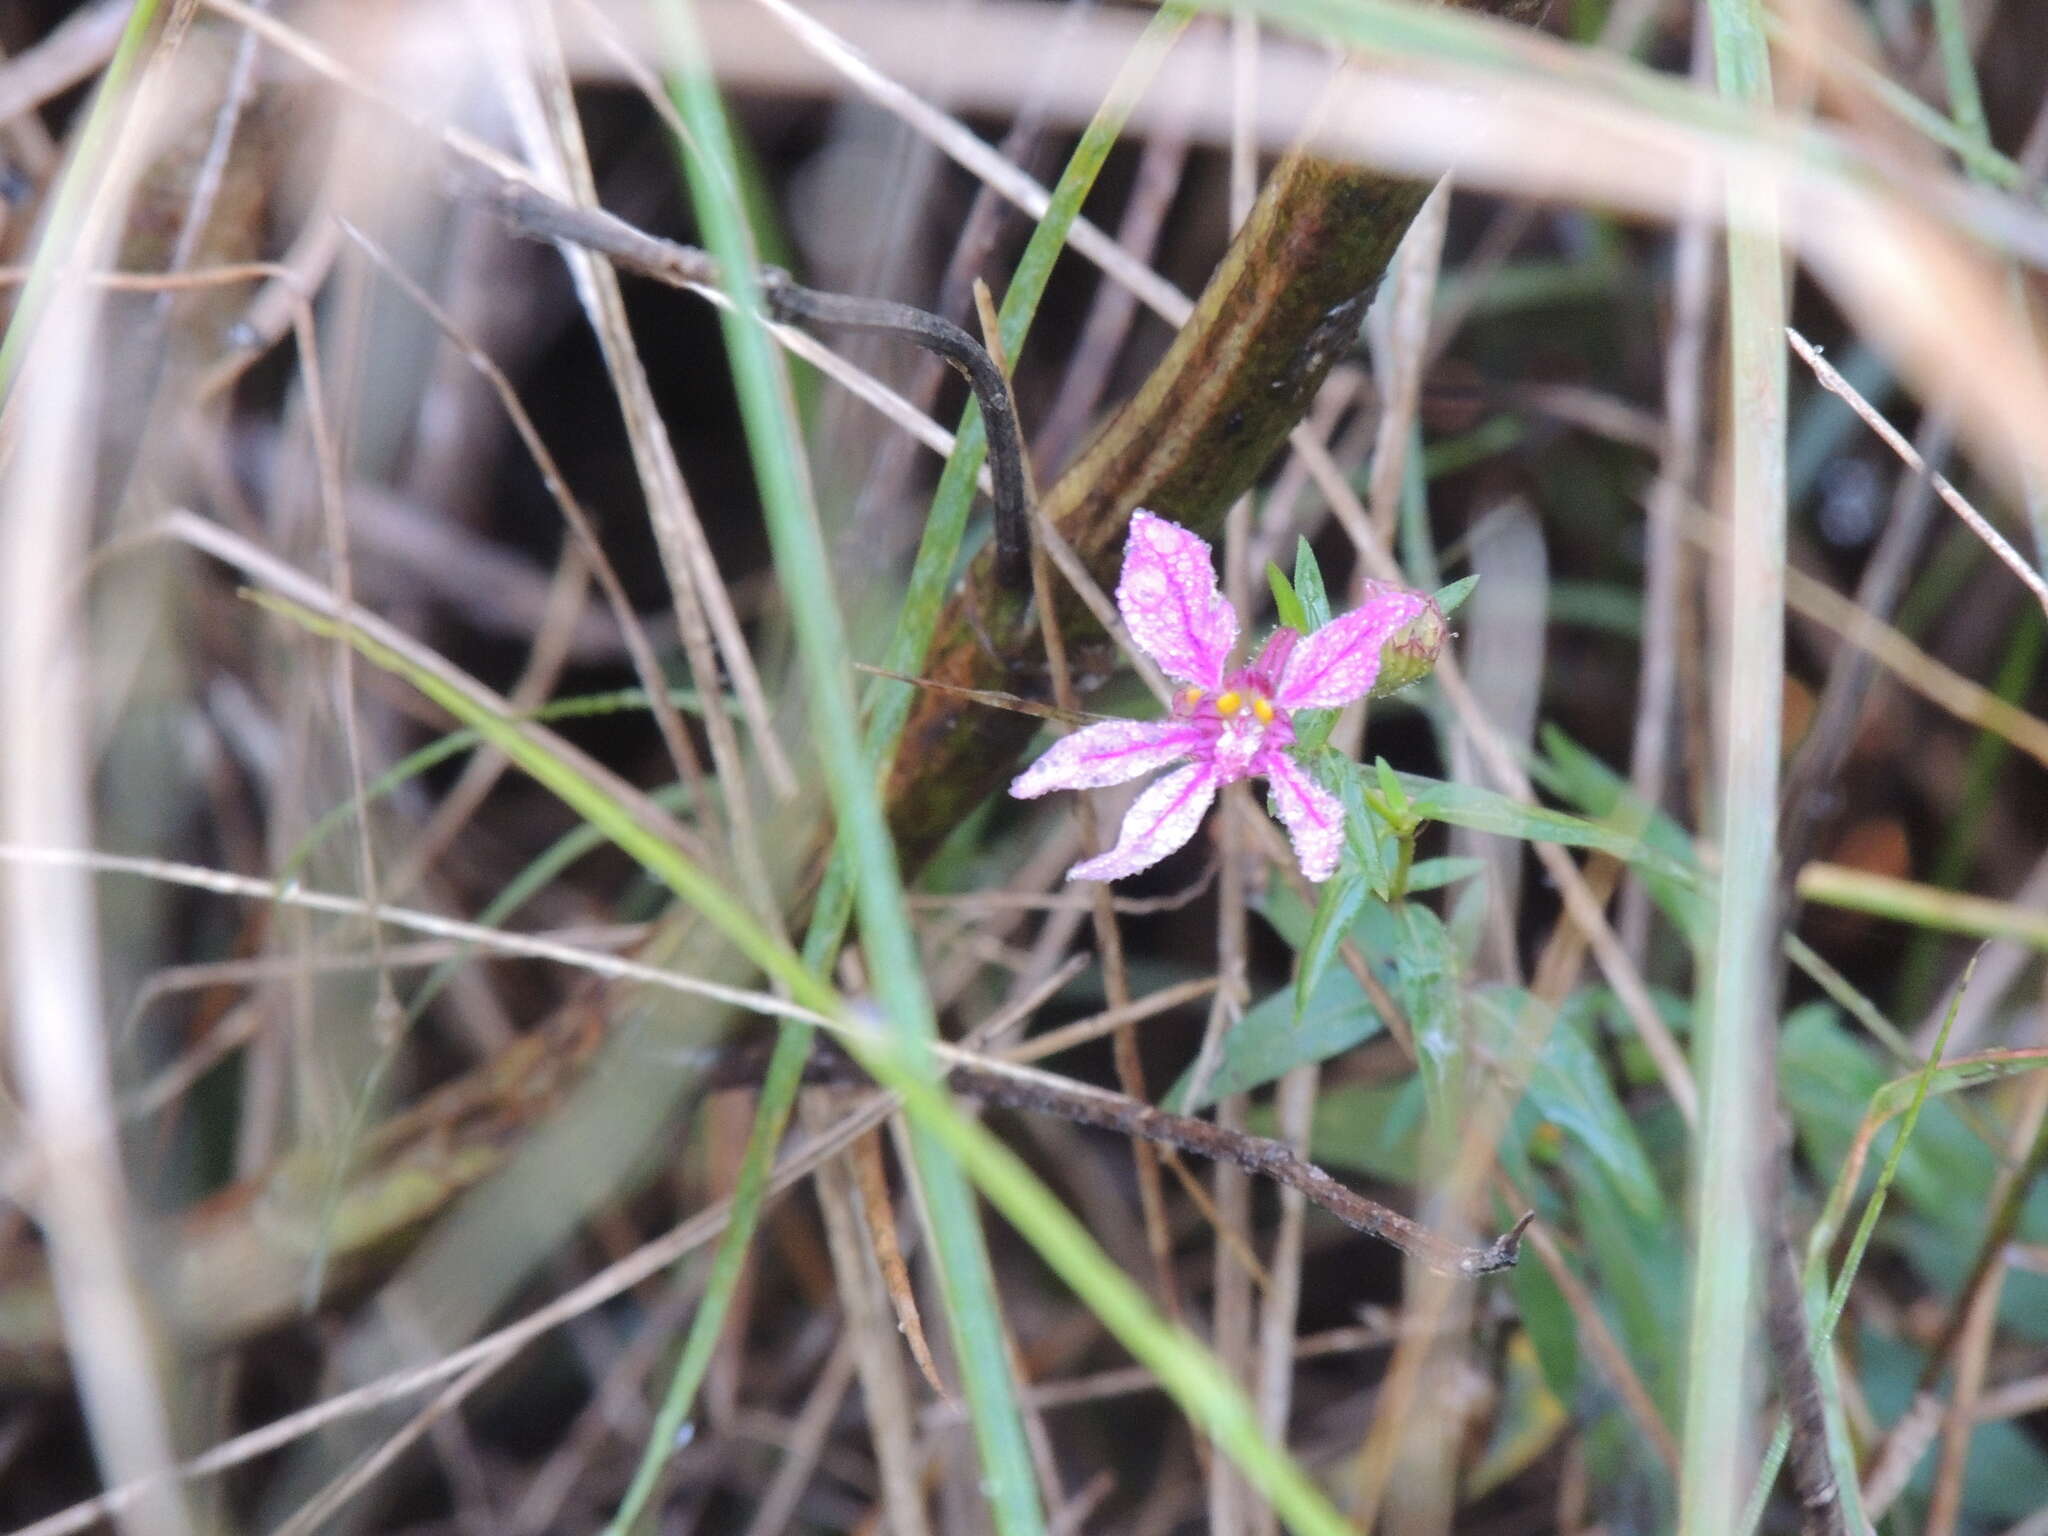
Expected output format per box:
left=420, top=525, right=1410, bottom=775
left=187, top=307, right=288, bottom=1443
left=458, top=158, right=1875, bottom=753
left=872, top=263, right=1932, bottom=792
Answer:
left=1182, top=686, right=1205, bottom=711
left=1252, top=696, right=1275, bottom=725
left=1215, top=690, right=1243, bottom=718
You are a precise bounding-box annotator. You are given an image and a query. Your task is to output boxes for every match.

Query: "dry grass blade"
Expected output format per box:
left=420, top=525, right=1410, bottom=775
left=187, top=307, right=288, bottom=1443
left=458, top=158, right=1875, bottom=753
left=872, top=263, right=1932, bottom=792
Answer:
left=1788, top=325, right=2048, bottom=622
left=1926, top=1071, right=2048, bottom=1534
left=0, top=845, right=822, bottom=1033
left=1365, top=176, right=1452, bottom=544
left=737, top=1333, right=860, bottom=1536
left=160, top=507, right=720, bottom=865
left=851, top=1128, right=951, bottom=1401
left=331, top=221, right=698, bottom=889
left=7, top=1093, right=903, bottom=1536
left=0, top=11, right=205, bottom=1531
left=852, top=663, right=1106, bottom=725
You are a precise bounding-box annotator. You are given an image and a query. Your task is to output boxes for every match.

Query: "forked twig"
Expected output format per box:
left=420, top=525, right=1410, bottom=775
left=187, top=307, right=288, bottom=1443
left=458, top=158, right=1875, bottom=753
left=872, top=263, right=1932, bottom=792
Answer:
left=448, top=156, right=1034, bottom=591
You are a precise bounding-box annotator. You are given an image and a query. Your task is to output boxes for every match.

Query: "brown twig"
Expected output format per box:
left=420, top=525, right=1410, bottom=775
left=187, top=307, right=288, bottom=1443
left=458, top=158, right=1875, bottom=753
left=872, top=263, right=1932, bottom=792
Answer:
left=1766, top=1216, right=1847, bottom=1536
left=937, top=1057, right=1531, bottom=1279
left=849, top=1129, right=949, bottom=1402
left=452, top=152, right=1034, bottom=592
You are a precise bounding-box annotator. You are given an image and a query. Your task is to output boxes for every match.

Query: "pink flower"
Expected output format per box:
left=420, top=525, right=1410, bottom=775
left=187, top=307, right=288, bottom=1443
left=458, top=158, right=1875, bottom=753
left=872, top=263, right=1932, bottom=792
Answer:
left=1010, top=511, right=1429, bottom=884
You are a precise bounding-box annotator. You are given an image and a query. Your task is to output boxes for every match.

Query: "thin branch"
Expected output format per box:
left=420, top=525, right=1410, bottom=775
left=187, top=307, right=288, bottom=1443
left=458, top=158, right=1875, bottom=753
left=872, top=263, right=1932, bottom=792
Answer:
left=1789, top=325, right=2048, bottom=621
left=447, top=154, right=1033, bottom=591
left=934, top=1058, right=1532, bottom=1279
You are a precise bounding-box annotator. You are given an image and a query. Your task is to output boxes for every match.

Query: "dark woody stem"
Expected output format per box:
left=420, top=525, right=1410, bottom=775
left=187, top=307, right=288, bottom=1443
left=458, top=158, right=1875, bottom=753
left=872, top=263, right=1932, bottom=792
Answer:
left=716, top=1036, right=1532, bottom=1278
left=946, top=1061, right=1532, bottom=1277
left=455, top=159, right=1033, bottom=593
left=758, top=271, right=1031, bottom=592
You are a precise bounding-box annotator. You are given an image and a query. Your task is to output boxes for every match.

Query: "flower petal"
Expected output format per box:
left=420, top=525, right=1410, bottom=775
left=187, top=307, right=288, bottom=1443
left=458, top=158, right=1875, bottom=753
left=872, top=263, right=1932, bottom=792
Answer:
left=1116, top=511, right=1237, bottom=689
left=1272, top=589, right=1428, bottom=710
left=1069, top=761, right=1218, bottom=882
left=1263, top=752, right=1346, bottom=883
left=1009, top=720, right=1208, bottom=799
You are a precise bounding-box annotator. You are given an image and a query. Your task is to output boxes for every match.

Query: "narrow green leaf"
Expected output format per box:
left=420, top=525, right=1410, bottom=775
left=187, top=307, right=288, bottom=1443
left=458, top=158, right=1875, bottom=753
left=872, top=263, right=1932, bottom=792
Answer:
left=1306, top=1077, right=1424, bottom=1184
left=1465, top=1330, right=1570, bottom=1500
left=1478, top=991, right=1666, bottom=1222
left=1393, top=902, right=1463, bottom=1127
left=1403, top=855, right=1484, bottom=893
left=1445, top=865, right=1493, bottom=971
left=1293, top=535, right=1334, bottom=631
left=1293, top=705, right=1340, bottom=755
left=1167, top=963, right=1385, bottom=1113
left=1511, top=1239, right=1580, bottom=1404
left=1267, top=561, right=1308, bottom=633
left=1337, top=764, right=1394, bottom=900
left=1537, top=725, right=1706, bottom=940
left=1564, top=1142, right=1688, bottom=1433
left=0, top=1, right=167, bottom=394
left=1293, top=868, right=1369, bottom=1025
left=650, top=9, right=1039, bottom=1527
left=1432, top=572, right=1480, bottom=617
left=1373, top=754, right=1409, bottom=819
left=1376, top=763, right=1695, bottom=885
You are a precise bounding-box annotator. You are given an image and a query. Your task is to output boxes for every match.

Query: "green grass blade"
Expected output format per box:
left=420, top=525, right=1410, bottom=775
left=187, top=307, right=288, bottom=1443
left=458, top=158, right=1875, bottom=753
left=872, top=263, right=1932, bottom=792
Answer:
left=0, top=1, right=166, bottom=396
left=1798, top=864, right=2048, bottom=950
left=1683, top=3, right=1787, bottom=1528
left=606, top=1018, right=813, bottom=1533
left=250, top=592, right=825, bottom=1008
left=1738, top=957, right=1977, bottom=1533
left=607, top=7, right=1196, bottom=1527
left=647, top=6, right=1044, bottom=1529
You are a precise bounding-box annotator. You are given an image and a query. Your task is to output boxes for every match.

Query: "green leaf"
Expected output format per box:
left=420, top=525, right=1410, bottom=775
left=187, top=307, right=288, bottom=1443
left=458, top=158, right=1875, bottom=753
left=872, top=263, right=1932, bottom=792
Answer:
left=1474, top=990, right=1666, bottom=1222
left=1536, top=726, right=1706, bottom=940
left=1402, top=855, right=1485, bottom=893
left=1465, top=1329, right=1569, bottom=1500
left=1445, top=870, right=1493, bottom=970
left=1393, top=902, right=1464, bottom=1129
left=1857, top=1327, right=2048, bottom=1521
left=1783, top=1002, right=2048, bottom=1347
left=1433, top=573, right=1480, bottom=617
left=1306, top=1077, right=1424, bottom=1183
left=1375, top=764, right=1696, bottom=886
left=1293, top=868, right=1370, bottom=1025
left=1267, top=562, right=1308, bottom=633
left=1337, top=765, right=1395, bottom=901
left=1564, top=1141, right=1687, bottom=1432
left=1169, top=961, right=1385, bottom=1112
left=1293, top=536, right=1334, bottom=631
left=1293, top=705, right=1340, bottom=755
left=1267, top=561, right=1308, bottom=633
left=1372, top=755, right=1410, bottom=821
left=1779, top=1005, right=1981, bottom=1236
left=1511, top=1239, right=1581, bottom=1404
left=1255, top=871, right=1404, bottom=956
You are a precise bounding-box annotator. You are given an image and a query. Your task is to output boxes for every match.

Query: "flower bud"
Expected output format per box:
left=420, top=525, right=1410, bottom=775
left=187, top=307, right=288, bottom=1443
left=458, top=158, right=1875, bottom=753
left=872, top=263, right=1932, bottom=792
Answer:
left=1363, top=582, right=1447, bottom=697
